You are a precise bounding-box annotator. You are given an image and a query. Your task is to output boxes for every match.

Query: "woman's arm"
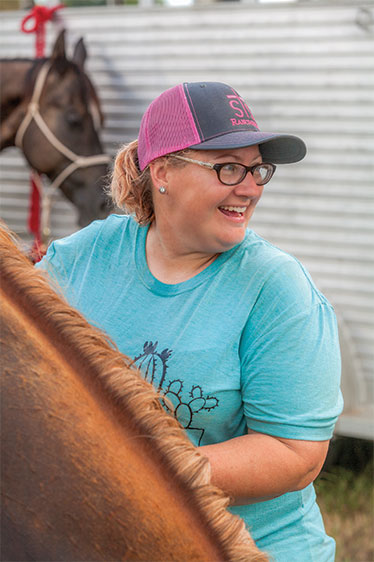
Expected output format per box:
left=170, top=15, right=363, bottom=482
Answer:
left=199, top=431, right=329, bottom=505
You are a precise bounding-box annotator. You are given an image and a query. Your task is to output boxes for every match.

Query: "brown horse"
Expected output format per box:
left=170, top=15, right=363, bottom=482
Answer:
left=0, top=31, right=112, bottom=228
left=0, top=225, right=268, bottom=562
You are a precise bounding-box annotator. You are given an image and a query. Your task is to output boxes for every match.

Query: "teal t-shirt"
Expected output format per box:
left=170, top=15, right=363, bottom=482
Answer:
left=36, top=214, right=343, bottom=561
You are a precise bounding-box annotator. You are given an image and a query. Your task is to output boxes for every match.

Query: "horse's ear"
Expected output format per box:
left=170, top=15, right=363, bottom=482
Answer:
left=72, top=38, right=87, bottom=70
left=50, top=29, right=67, bottom=61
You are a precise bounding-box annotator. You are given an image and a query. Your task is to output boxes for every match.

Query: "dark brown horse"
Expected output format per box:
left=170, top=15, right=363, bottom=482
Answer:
left=0, top=224, right=268, bottom=562
left=0, top=31, right=112, bottom=228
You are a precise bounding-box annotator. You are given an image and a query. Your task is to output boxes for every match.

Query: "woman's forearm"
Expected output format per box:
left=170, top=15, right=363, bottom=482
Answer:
left=199, top=432, right=329, bottom=506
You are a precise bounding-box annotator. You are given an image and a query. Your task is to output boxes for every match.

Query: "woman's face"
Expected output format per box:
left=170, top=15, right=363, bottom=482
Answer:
left=150, top=145, right=265, bottom=257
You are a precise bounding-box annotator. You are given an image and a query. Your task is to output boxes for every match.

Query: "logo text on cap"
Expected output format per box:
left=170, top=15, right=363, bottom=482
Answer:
left=226, top=94, right=258, bottom=128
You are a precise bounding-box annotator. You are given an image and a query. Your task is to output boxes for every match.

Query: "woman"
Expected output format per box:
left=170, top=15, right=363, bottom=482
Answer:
left=37, top=81, right=343, bottom=561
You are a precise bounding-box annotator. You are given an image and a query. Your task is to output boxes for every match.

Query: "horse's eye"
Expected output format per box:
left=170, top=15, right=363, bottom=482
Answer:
left=66, top=110, right=83, bottom=127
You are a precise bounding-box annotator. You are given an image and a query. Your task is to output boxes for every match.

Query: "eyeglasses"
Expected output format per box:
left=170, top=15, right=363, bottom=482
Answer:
left=172, top=155, right=276, bottom=186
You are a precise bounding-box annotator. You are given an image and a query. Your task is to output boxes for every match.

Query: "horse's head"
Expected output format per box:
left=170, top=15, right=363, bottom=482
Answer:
left=21, top=31, right=112, bottom=227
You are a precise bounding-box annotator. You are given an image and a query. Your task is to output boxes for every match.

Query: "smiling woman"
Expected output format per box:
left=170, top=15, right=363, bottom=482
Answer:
left=146, top=144, right=266, bottom=273
left=36, top=81, right=343, bottom=562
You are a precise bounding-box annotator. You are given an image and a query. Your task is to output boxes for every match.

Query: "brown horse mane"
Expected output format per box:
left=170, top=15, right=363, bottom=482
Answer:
left=0, top=224, right=267, bottom=562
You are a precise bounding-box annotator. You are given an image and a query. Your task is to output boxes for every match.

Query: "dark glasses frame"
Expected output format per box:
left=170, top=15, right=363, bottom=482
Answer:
left=172, top=155, right=276, bottom=186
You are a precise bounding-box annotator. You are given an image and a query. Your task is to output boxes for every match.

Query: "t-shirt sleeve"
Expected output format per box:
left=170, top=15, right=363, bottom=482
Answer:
left=239, top=257, right=343, bottom=441
left=35, top=220, right=103, bottom=306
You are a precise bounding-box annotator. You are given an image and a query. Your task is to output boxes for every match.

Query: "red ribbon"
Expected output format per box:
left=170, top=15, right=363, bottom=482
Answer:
left=21, top=4, right=65, bottom=57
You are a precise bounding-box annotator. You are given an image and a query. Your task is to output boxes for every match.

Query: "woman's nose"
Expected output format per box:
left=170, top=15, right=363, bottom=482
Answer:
left=232, top=172, right=264, bottom=198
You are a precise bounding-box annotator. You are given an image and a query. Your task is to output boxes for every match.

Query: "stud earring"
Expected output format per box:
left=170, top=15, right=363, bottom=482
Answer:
left=159, top=186, right=167, bottom=194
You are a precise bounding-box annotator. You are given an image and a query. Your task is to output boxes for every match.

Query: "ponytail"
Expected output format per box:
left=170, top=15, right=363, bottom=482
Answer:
left=110, top=140, right=154, bottom=225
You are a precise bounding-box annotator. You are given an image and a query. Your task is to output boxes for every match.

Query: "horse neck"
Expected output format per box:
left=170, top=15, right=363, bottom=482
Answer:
left=0, top=58, right=45, bottom=150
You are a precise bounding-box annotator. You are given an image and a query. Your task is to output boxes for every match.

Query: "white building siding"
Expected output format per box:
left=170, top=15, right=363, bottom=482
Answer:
left=1, top=2, right=373, bottom=435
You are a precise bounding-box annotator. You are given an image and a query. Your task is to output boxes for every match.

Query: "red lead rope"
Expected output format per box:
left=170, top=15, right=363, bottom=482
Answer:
left=20, top=3, right=65, bottom=262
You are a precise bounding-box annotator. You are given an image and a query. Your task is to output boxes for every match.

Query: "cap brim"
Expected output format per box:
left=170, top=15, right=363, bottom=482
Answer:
left=189, top=131, right=306, bottom=164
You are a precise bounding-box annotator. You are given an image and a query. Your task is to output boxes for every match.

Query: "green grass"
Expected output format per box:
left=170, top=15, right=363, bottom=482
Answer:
left=315, top=460, right=374, bottom=562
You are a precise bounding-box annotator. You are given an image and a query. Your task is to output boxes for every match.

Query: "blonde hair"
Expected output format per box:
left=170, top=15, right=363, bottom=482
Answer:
left=110, top=140, right=192, bottom=225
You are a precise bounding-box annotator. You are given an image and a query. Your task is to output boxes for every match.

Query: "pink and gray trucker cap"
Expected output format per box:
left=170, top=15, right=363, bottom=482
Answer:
left=137, top=81, right=306, bottom=171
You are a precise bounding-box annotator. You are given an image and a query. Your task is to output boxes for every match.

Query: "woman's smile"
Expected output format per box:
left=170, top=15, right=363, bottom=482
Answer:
left=218, top=205, right=249, bottom=222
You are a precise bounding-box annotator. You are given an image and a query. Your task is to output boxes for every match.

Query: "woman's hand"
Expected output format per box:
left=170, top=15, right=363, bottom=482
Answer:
left=199, top=430, right=329, bottom=505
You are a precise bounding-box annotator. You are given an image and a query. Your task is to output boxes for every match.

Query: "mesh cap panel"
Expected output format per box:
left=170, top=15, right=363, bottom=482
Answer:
left=138, top=84, right=201, bottom=170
